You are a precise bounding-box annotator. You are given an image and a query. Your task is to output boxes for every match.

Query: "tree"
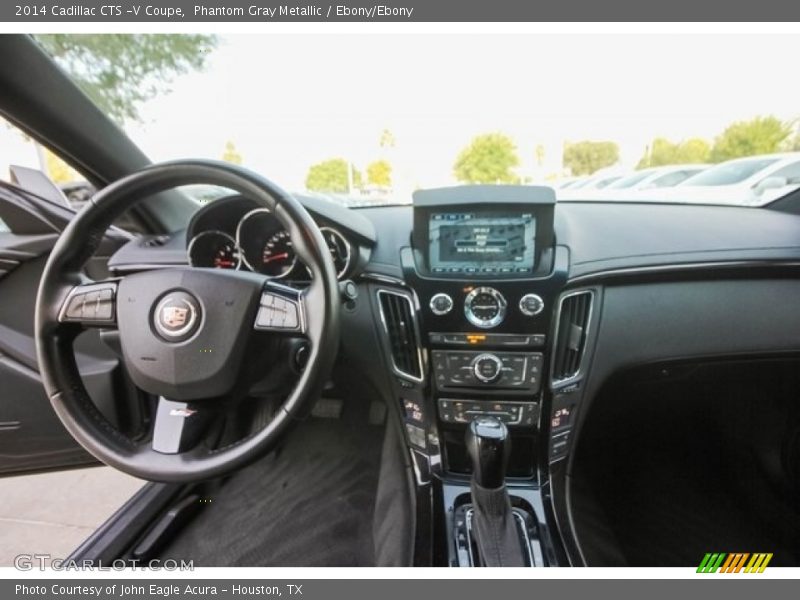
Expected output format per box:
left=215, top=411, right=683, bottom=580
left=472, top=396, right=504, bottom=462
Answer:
left=563, top=141, right=619, bottom=176
left=637, top=137, right=710, bottom=168
left=535, top=144, right=546, bottom=168
left=710, top=116, right=792, bottom=162
left=36, top=34, right=217, bottom=124
left=44, top=148, right=79, bottom=183
left=453, top=133, right=520, bottom=184
left=366, top=160, right=392, bottom=187
left=379, top=129, right=396, bottom=149
left=222, top=141, right=242, bottom=165
left=305, top=158, right=361, bottom=193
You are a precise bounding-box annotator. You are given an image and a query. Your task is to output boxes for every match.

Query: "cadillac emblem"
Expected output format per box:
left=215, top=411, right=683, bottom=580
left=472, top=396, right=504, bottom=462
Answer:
left=153, top=291, right=201, bottom=341
left=162, top=305, right=189, bottom=328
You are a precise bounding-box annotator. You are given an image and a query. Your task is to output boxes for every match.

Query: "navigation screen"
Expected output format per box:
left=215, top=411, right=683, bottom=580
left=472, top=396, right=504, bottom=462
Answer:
left=428, top=212, right=536, bottom=274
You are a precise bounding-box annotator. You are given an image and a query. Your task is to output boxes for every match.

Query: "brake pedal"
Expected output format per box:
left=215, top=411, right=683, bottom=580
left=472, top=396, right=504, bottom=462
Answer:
left=312, top=398, right=344, bottom=419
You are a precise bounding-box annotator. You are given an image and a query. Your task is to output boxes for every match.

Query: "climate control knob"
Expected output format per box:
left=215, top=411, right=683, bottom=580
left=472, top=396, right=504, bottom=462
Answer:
left=429, top=293, right=454, bottom=315
left=472, top=353, right=504, bottom=383
left=519, top=293, right=544, bottom=317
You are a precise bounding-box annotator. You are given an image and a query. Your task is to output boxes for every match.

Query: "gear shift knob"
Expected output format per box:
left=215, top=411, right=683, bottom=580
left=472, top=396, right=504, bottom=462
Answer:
left=465, top=416, right=510, bottom=489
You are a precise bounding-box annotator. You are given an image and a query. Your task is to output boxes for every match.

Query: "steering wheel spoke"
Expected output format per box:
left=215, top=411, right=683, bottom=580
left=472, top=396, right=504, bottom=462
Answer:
left=254, top=280, right=307, bottom=334
left=151, top=397, right=212, bottom=455
left=58, top=280, right=118, bottom=328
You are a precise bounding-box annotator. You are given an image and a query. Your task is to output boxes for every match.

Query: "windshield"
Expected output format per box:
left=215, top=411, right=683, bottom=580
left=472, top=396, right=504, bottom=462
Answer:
left=28, top=34, right=800, bottom=208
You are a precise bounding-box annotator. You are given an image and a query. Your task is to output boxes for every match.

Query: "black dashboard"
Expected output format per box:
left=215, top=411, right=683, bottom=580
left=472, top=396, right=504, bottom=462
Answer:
left=106, top=183, right=800, bottom=565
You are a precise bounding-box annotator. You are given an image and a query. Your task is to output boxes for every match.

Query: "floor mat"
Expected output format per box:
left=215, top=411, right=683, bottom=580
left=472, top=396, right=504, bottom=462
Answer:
left=572, top=361, right=800, bottom=567
left=161, top=412, right=384, bottom=566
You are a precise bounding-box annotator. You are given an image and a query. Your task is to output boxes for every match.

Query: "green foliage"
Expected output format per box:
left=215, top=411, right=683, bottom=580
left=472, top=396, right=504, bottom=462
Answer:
left=36, top=34, right=217, bottom=124
left=534, top=144, right=545, bottom=167
left=637, top=137, right=710, bottom=168
left=305, top=158, right=361, bottom=193
left=366, top=159, right=392, bottom=187
left=710, top=116, right=792, bottom=162
left=453, top=133, right=520, bottom=184
left=45, top=148, right=79, bottom=183
left=222, top=140, right=242, bottom=165
left=563, top=141, right=619, bottom=176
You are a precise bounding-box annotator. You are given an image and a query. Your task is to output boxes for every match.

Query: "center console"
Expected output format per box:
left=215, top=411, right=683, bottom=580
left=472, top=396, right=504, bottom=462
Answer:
left=371, top=185, right=568, bottom=566
left=405, top=185, right=566, bottom=475
left=369, top=185, right=569, bottom=565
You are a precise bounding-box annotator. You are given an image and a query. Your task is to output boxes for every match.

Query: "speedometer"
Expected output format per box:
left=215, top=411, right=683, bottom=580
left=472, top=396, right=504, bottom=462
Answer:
left=187, top=231, right=240, bottom=269
left=237, top=208, right=296, bottom=277
left=261, top=230, right=297, bottom=278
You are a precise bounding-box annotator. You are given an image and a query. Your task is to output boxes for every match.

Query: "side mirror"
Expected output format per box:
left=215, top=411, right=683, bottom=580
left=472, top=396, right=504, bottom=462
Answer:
left=754, top=176, right=788, bottom=194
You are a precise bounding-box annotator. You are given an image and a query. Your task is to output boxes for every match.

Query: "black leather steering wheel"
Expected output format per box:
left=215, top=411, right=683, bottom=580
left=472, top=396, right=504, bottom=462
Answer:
left=34, top=160, right=341, bottom=482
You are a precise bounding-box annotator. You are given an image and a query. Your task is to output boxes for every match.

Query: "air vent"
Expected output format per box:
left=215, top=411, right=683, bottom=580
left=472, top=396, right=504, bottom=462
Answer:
left=377, top=290, right=423, bottom=381
left=552, top=291, right=593, bottom=384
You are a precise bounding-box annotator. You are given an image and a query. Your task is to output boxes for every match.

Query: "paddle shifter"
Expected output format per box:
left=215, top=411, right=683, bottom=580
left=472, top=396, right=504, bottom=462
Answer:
left=465, top=416, right=527, bottom=566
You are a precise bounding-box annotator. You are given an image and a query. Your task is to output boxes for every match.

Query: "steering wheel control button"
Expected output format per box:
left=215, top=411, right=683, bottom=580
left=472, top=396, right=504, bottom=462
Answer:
left=464, top=286, right=507, bottom=329
left=153, top=291, right=201, bottom=342
left=519, top=293, right=545, bottom=317
left=430, top=292, right=454, bottom=316
left=60, top=282, right=117, bottom=325
left=256, top=291, right=302, bottom=331
left=472, top=353, right=504, bottom=383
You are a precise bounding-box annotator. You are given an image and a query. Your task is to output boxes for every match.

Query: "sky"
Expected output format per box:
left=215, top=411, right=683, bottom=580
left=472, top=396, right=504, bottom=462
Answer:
left=5, top=33, right=800, bottom=196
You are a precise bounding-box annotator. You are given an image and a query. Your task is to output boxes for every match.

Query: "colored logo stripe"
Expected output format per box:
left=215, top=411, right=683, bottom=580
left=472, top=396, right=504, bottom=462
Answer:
left=697, top=553, right=773, bottom=573
left=745, top=553, right=773, bottom=573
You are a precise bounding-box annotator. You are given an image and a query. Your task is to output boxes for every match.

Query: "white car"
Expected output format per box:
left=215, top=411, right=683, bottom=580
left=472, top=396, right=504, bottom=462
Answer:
left=665, top=153, right=800, bottom=206
left=604, top=164, right=708, bottom=191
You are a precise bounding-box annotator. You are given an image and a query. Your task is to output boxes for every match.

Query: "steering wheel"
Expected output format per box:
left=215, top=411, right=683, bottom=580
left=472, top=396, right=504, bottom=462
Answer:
left=34, top=160, right=341, bottom=482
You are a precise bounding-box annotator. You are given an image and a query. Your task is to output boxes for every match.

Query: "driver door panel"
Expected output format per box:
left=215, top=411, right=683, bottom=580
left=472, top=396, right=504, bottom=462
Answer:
left=0, top=185, right=126, bottom=476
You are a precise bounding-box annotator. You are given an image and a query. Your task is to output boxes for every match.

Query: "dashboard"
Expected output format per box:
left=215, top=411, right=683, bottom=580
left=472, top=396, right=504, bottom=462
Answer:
left=184, top=195, right=359, bottom=280
left=104, top=183, right=800, bottom=567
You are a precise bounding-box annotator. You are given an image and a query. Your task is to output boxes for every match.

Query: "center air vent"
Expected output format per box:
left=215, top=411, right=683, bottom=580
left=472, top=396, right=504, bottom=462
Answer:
left=552, top=290, right=593, bottom=384
left=377, top=290, right=423, bottom=381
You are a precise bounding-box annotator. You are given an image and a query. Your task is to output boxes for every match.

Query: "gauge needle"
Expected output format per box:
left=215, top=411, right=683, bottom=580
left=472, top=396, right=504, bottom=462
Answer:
left=263, top=252, right=289, bottom=263
left=215, top=260, right=235, bottom=267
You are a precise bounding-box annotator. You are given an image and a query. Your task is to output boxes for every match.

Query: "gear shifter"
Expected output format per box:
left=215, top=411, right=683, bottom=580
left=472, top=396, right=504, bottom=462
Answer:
left=465, top=416, right=527, bottom=567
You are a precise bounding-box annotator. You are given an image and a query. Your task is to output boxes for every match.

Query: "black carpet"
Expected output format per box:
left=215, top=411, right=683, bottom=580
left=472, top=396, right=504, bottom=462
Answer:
left=161, top=411, right=384, bottom=566
left=571, top=361, right=800, bottom=567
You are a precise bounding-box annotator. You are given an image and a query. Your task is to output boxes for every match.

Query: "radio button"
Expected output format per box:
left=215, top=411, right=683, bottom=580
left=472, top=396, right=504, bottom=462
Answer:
left=430, top=293, right=454, bottom=316
left=519, top=293, right=545, bottom=317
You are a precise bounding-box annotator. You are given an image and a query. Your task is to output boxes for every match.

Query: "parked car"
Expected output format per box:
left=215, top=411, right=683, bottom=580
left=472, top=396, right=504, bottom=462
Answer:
left=604, top=164, right=708, bottom=191
left=569, top=171, right=623, bottom=190
left=668, top=153, right=800, bottom=205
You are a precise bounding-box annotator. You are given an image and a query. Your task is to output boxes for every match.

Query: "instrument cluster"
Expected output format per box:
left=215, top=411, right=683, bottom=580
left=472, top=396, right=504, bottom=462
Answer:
left=187, top=203, right=354, bottom=280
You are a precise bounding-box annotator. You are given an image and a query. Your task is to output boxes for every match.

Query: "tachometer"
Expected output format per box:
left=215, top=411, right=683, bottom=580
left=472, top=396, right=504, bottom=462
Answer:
left=261, top=230, right=297, bottom=278
left=319, top=226, right=352, bottom=278
left=187, top=231, right=240, bottom=269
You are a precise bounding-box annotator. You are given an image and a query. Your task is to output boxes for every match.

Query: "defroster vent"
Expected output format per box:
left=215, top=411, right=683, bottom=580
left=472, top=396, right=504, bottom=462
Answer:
left=552, top=291, right=593, bottom=384
left=377, top=290, right=423, bottom=381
